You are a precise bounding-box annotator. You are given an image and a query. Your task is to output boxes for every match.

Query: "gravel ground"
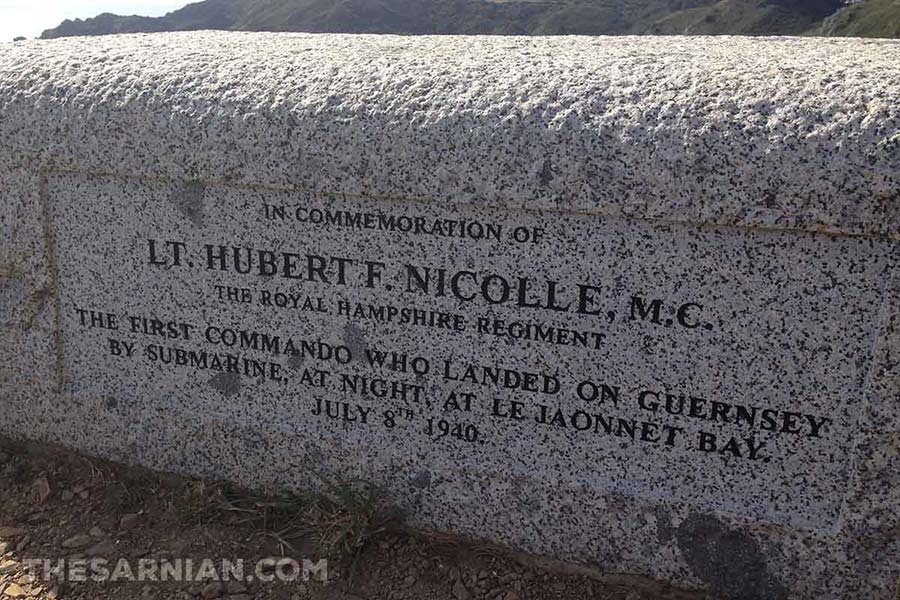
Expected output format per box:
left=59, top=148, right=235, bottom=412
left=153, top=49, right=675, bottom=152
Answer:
left=0, top=438, right=707, bottom=600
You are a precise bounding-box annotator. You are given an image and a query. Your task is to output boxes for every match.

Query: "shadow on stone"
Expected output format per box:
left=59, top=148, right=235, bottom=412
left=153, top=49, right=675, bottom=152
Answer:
left=168, top=181, right=206, bottom=227
left=670, top=512, right=788, bottom=600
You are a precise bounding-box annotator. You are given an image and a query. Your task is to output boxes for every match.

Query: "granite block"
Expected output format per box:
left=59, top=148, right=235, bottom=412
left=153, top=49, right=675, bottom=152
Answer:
left=0, top=32, right=899, bottom=600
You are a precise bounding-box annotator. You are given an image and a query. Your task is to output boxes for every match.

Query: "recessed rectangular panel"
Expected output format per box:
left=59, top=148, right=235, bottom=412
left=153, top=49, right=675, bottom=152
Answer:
left=48, top=173, right=895, bottom=529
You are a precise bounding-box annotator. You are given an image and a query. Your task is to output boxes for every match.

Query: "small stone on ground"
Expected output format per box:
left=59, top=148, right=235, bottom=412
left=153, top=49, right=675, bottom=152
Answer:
left=61, top=533, right=93, bottom=548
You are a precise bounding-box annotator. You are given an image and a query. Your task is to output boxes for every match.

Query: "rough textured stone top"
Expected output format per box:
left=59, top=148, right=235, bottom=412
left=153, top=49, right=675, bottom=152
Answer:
left=0, top=32, right=898, bottom=237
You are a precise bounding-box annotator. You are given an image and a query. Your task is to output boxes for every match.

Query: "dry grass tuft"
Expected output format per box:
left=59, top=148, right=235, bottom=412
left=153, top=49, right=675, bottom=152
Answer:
left=176, top=474, right=400, bottom=562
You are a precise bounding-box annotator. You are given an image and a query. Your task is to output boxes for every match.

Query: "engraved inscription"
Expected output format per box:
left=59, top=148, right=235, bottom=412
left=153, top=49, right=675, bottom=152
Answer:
left=48, top=174, right=894, bottom=528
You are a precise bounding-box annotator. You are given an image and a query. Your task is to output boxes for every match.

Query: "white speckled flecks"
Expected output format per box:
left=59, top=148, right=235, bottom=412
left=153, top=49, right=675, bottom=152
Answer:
left=0, top=32, right=898, bottom=237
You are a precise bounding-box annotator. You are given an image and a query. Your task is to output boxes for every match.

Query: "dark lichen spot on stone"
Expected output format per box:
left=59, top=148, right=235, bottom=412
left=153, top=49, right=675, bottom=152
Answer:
left=305, top=442, right=324, bottom=463
left=654, top=507, right=674, bottom=544
left=0, top=273, right=27, bottom=323
left=287, top=354, right=305, bottom=370
left=538, top=159, right=555, bottom=186
left=240, top=432, right=263, bottom=451
left=674, top=512, right=788, bottom=600
left=515, top=493, right=541, bottom=513
left=209, top=372, right=241, bottom=397
left=410, top=470, right=431, bottom=489
left=168, top=181, right=206, bottom=227
left=509, top=477, right=541, bottom=512
left=105, top=396, right=118, bottom=409
left=344, top=323, right=369, bottom=361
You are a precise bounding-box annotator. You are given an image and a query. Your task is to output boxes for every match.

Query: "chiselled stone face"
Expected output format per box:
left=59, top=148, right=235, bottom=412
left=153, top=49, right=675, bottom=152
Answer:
left=49, top=173, right=895, bottom=531
left=2, top=32, right=899, bottom=600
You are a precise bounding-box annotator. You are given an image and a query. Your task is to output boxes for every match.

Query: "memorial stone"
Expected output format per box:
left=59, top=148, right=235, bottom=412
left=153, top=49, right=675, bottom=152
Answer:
left=1, top=33, right=899, bottom=599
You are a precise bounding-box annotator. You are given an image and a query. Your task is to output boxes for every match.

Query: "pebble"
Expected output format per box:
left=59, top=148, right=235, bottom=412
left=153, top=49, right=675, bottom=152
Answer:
left=225, top=581, right=246, bottom=594
left=0, top=452, right=8, bottom=464
left=200, top=581, right=222, bottom=599
left=15, top=536, right=30, bottom=552
left=452, top=580, right=472, bottom=600
left=0, top=558, right=18, bottom=574
left=86, top=540, right=116, bottom=556
left=89, top=526, right=105, bottom=538
left=31, top=477, right=51, bottom=503
left=61, top=534, right=93, bottom=549
left=402, top=574, right=416, bottom=587
left=0, top=541, right=8, bottom=555
left=120, top=513, right=140, bottom=530
left=60, top=490, right=74, bottom=502
left=0, top=527, right=26, bottom=537
left=4, top=582, right=26, bottom=598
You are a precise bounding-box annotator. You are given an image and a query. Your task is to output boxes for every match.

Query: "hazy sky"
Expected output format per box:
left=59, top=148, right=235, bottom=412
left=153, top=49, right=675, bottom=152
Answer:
left=0, top=0, right=186, bottom=41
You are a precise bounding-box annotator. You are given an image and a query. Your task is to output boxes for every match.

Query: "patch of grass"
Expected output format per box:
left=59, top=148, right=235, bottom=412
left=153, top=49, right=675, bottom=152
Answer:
left=176, top=474, right=401, bottom=562
left=305, top=475, right=399, bottom=560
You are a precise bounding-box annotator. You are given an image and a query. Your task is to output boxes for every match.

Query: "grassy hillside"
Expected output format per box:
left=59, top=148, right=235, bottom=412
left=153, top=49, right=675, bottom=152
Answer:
left=42, top=0, right=715, bottom=37
left=647, top=0, right=841, bottom=35
left=815, top=0, right=900, bottom=37
left=41, top=0, right=250, bottom=38
left=38, top=0, right=894, bottom=39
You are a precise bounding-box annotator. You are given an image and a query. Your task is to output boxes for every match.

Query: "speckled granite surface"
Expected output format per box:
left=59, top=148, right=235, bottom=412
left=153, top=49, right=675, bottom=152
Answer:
left=0, top=33, right=898, bottom=237
left=1, top=33, right=900, bottom=600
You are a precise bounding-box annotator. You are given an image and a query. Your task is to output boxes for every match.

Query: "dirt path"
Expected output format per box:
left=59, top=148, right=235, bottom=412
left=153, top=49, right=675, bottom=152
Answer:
left=0, top=438, right=707, bottom=600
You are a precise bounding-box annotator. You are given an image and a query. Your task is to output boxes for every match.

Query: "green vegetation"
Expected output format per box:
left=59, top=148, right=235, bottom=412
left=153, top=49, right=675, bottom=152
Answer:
left=647, top=0, right=840, bottom=35
left=814, top=0, right=900, bottom=38
left=38, top=0, right=897, bottom=39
